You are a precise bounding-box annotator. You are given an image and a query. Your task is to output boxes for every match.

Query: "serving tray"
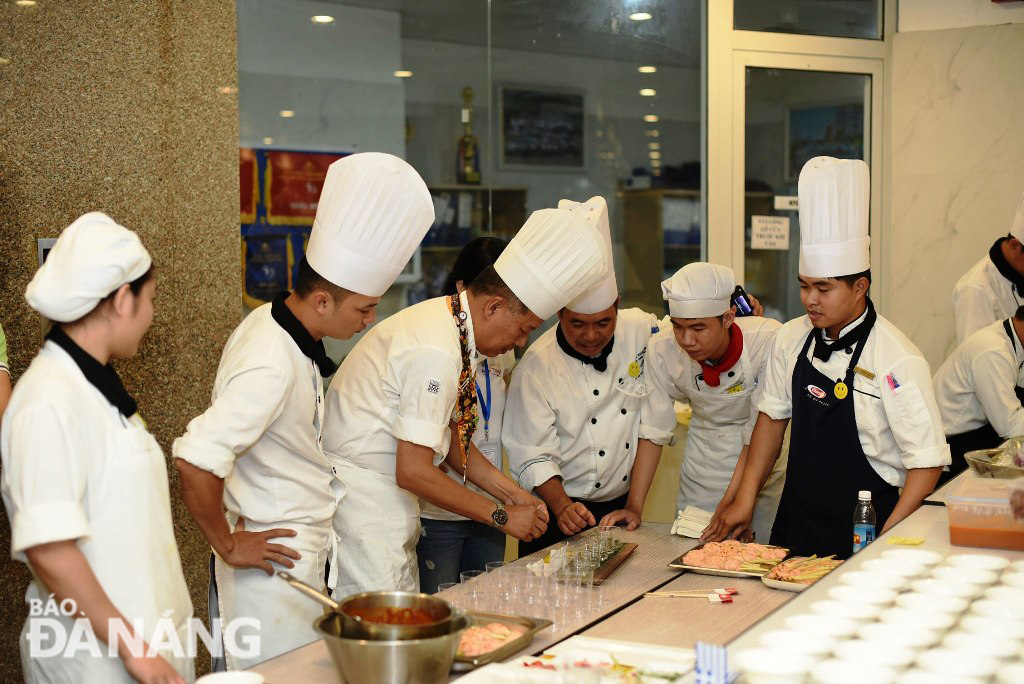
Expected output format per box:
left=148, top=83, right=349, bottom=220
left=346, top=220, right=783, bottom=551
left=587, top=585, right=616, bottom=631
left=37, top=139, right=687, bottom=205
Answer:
left=451, top=610, right=553, bottom=672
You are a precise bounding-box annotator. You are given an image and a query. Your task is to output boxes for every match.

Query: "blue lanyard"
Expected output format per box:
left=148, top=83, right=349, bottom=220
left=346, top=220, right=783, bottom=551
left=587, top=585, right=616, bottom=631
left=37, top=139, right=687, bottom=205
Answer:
left=475, top=360, right=492, bottom=438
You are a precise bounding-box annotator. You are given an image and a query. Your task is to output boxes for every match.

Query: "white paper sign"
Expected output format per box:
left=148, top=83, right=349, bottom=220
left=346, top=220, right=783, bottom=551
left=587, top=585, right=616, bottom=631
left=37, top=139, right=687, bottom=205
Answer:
left=774, top=195, right=799, bottom=211
left=751, top=215, right=790, bottom=250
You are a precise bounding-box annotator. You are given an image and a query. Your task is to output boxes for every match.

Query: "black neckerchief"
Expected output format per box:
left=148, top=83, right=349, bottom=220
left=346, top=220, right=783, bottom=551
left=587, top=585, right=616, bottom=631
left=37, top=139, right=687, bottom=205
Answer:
left=46, top=326, right=138, bottom=418
left=989, top=238, right=1024, bottom=296
left=270, top=293, right=337, bottom=377
left=812, top=298, right=877, bottom=363
left=556, top=323, right=614, bottom=372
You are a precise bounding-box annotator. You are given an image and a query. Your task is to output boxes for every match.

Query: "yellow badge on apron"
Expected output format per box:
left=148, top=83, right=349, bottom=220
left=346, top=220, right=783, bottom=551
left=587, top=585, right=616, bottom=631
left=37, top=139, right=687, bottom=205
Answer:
left=726, top=384, right=745, bottom=395
left=834, top=381, right=849, bottom=400
left=627, top=361, right=641, bottom=378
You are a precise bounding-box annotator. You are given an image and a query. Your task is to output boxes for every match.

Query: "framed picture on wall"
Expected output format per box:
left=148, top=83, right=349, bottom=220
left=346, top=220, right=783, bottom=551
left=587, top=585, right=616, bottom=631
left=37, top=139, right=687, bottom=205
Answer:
left=499, top=85, right=585, bottom=170
left=784, top=102, right=865, bottom=182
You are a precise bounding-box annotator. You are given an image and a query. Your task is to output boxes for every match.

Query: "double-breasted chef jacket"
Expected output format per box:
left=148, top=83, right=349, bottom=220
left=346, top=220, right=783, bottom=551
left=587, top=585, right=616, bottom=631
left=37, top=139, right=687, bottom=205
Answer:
left=174, top=295, right=341, bottom=669
left=644, top=315, right=786, bottom=542
left=953, top=238, right=1024, bottom=344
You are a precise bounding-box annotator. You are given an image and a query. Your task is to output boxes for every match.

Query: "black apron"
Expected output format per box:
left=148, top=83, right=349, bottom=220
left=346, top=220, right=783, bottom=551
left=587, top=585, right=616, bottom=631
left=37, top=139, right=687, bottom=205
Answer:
left=770, top=326, right=899, bottom=560
left=939, top=319, right=1024, bottom=486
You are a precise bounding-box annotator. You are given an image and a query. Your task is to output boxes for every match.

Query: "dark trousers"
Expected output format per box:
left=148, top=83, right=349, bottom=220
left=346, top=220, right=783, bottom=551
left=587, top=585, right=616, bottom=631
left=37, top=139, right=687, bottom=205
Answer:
left=516, top=492, right=629, bottom=559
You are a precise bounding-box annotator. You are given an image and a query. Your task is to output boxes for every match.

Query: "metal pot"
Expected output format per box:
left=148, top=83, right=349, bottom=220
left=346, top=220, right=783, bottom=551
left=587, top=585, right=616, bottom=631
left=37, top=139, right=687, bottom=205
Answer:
left=316, top=611, right=468, bottom=684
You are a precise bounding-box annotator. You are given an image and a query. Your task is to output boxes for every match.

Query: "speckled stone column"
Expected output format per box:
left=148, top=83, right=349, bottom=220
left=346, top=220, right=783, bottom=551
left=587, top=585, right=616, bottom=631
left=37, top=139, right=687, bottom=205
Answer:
left=0, top=1, right=238, bottom=678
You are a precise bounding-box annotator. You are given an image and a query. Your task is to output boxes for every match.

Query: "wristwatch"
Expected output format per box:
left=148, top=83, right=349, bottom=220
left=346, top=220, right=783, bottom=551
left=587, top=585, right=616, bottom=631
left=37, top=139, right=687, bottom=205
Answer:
left=491, top=502, right=509, bottom=528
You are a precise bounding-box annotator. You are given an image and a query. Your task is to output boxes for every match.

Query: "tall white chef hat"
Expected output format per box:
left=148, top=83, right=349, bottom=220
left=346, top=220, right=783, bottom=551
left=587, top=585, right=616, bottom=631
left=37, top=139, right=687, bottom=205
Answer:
left=1010, top=189, right=1024, bottom=242
left=306, top=152, right=434, bottom=297
left=798, top=156, right=870, bottom=278
left=561, top=196, right=618, bottom=314
left=661, top=262, right=736, bottom=318
left=494, top=207, right=608, bottom=320
left=26, top=212, right=152, bottom=323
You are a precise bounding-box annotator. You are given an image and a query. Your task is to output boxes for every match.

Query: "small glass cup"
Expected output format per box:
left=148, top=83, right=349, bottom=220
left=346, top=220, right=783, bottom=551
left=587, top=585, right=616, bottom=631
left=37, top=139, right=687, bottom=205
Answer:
left=485, top=560, right=505, bottom=572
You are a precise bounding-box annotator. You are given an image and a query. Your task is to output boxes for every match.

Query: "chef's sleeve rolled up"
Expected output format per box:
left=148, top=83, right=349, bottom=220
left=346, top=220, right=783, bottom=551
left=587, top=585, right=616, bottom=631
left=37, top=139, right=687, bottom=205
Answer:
left=880, top=357, right=952, bottom=470
left=756, top=327, right=794, bottom=421
left=391, top=348, right=459, bottom=458
left=503, top=363, right=563, bottom=492
left=638, top=343, right=678, bottom=447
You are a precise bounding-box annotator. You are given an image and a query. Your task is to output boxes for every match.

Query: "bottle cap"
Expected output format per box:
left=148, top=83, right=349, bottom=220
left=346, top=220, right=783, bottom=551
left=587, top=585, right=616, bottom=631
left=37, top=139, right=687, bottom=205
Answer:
left=858, top=490, right=872, bottom=500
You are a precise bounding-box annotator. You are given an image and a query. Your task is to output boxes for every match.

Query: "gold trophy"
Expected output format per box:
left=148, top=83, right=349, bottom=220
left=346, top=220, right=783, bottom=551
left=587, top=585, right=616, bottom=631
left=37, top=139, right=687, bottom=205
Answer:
left=456, top=87, right=481, bottom=185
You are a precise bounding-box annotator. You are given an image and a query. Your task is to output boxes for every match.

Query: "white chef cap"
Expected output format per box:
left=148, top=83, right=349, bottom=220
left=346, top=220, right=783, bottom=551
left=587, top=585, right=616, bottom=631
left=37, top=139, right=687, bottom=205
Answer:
left=25, top=212, right=152, bottom=323
left=1010, top=189, right=1024, bottom=242
left=798, top=156, right=870, bottom=278
left=561, top=196, right=618, bottom=315
left=494, top=208, right=607, bottom=320
left=662, top=262, right=735, bottom=318
left=306, top=152, right=434, bottom=297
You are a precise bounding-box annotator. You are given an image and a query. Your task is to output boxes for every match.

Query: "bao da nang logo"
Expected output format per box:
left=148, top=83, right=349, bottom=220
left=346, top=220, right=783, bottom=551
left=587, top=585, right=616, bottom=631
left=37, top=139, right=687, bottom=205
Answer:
left=26, top=595, right=261, bottom=661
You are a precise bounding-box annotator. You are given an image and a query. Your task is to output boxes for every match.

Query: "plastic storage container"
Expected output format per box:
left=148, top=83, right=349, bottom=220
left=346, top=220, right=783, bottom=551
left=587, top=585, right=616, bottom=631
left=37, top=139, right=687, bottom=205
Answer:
left=946, top=474, right=1024, bottom=551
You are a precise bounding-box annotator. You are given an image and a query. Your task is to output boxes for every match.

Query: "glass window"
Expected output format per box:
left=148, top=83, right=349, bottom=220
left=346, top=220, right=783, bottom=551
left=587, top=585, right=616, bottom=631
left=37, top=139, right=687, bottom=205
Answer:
left=743, top=67, right=870, bottom=321
left=734, top=0, right=882, bottom=40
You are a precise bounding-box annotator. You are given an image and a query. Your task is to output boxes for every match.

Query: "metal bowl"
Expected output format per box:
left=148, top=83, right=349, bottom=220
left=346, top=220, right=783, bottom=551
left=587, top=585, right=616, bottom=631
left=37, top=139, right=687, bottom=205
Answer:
left=966, top=449, right=1024, bottom=479
left=316, top=611, right=467, bottom=684
left=336, top=591, right=456, bottom=640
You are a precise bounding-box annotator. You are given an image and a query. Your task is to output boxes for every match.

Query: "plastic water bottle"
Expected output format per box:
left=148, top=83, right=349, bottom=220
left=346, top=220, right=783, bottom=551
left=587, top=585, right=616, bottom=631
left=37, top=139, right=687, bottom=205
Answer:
left=853, top=490, right=876, bottom=554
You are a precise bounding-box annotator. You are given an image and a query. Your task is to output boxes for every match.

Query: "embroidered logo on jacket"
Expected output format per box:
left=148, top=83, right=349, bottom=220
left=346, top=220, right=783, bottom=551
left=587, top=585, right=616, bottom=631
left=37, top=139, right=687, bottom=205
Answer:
left=426, top=379, right=441, bottom=395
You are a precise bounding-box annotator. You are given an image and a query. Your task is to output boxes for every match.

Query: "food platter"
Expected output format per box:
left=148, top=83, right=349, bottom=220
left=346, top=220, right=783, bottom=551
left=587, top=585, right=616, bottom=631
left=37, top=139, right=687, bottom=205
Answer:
left=668, top=541, right=789, bottom=578
left=760, top=577, right=809, bottom=593
left=451, top=610, right=553, bottom=672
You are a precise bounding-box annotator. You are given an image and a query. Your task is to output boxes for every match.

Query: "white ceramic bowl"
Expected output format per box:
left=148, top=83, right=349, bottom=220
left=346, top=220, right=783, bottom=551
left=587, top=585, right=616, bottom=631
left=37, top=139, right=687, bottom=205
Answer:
left=759, top=629, right=835, bottom=657
left=857, top=622, right=942, bottom=649
left=944, top=553, right=1011, bottom=572
left=837, top=570, right=907, bottom=592
left=827, top=585, right=897, bottom=606
left=998, top=663, right=1024, bottom=684
left=860, top=559, right=927, bottom=579
left=809, top=599, right=880, bottom=622
left=942, top=631, right=1021, bottom=660
left=970, top=598, right=1024, bottom=621
left=984, top=585, right=1024, bottom=604
left=897, top=670, right=985, bottom=684
left=1001, top=571, right=1024, bottom=589
left=877, top=607, right=958, bottom=632
left=196, top=675, right=265, bottom=684
left=907, top=577, right=983, bottom=600
left=881, top=549, right=943, bottom=566
left=930, top=566, right=999, bottom=585
left=916, top=648, right=999, bottom=679
left=833, top=640, right=916, bottom=669
left=732, top=648, right=814, bottom=684
left=809, top=659, right=897, bottom=684
left=784, top=613, right=860, bottom=639
left=960, top=615, right=1024, bottom=640
left=894, top=592, right=968, bottom=614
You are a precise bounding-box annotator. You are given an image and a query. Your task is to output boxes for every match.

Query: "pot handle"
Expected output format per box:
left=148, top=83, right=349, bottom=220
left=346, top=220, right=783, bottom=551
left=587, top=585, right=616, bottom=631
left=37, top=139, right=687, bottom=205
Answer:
left=277, top=570, right=341, bottom=611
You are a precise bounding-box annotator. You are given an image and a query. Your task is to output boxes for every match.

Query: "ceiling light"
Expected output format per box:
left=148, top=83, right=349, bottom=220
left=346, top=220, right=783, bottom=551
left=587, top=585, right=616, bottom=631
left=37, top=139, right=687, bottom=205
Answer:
left=262, top=137, right=274, bottom=145
left=650, top=130, right=660, bottom=137
left=218, top=85, right=237, bottom=95
left=279, top=110, right=295, bottom=118
left=638, top=66, right=657, bottom=74
left=639, top=89, right=656, bottom=97
left=649, top=151, right=661, bottom=160
left=649, top=142, right=660, bottom=150
left=0, top=57, right=10, bottom=65
left=629, top=12, right=652, bottom=21
left=311, top=15, right=335, bottom=24
left=15, top=0, right=37, bottom=6
left=651, top=161, right=662, bottom=168
left=643, top=114, right=659, bottom=123
left=393, top=70, right=413, bottom=78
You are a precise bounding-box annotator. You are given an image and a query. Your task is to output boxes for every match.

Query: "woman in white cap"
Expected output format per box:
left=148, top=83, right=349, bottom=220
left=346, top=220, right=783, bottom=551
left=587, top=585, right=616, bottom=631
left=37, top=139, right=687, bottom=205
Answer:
left=1, top=212, right=193, bottom=683
left=643, top=262, right=785, bottom=543
left=706, top=157, right=950, bottom=558
left=173, top=152, right=435, bottom=669
left=323, top=204, right=607, bottom=597
left=504, top=197, right=663, bottom=556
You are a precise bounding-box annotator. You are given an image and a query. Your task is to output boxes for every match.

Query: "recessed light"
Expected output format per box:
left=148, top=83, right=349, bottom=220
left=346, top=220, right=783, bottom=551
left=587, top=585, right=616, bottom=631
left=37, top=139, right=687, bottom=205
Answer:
left=638, top=66, right=657, bottom=74
left=279, top=110, right=295, bottom=118
left=630, top=12, right=652, bottom=21
left=639, top=89, right=656, bottom=97
left=218, top=85, right=237, bottom=95
left=311, top=15, right=335, bottom=24
left=0, top=57, right=10, bottom=65
left=651, top=161, right=662, bottom=168
left=649, top=142, right=660, bottom=150
left=262, top=137, right=274, bottom=145
left=649, top=151, right=661, bottom=160
left=15, top=0, right=37, bottom=6
left=649, top=130, right=660, bottom=137
left=393, top=70, right=413, bottom=78
left=643, top=114, right=659, bottom=123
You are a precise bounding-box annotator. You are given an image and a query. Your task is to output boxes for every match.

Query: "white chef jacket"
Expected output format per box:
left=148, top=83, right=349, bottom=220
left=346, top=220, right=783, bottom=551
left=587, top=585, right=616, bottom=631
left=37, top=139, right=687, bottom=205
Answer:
left=2, top=342, right=194, bottom=682
left=758, top=308, right=951, bottom=487
left=505, top=308, right=661, bottom=502
left=420, top=351, right=514, bottom=522
left=933, top=319, right=1024, bottom=438
left=953, top=250, right=1023, bottom=343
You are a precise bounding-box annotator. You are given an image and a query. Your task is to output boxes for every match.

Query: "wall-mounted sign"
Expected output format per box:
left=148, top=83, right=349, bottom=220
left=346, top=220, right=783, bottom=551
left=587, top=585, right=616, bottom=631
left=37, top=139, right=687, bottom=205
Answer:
left=773, top=195, right=798, bottom=211
left=751, top=215, right=790, bottom=250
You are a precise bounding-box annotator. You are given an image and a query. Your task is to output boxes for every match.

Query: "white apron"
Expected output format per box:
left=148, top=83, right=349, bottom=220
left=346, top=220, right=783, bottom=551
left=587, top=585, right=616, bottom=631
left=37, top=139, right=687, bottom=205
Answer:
left=214, top=514, right=331, bottom=670
left=331, top=459, right=421, bottom=600
left=679, top=353, right=786, bottom=543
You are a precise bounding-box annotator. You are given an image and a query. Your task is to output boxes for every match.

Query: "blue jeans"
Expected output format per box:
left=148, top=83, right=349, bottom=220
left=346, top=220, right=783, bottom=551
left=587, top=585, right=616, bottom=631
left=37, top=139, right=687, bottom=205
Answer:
left=417, top=518, right=506, bottom=594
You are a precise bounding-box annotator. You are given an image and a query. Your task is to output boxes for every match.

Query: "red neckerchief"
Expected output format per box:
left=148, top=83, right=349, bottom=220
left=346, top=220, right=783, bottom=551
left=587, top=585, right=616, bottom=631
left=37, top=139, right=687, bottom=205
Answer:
left=701, top=324, right=744, bottom=387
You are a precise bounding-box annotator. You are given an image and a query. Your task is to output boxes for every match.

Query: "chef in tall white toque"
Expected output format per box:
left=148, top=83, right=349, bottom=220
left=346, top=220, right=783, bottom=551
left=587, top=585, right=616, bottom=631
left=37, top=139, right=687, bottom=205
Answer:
left=705, top=157, right=950, bottom=559
left=644, top=262, right=785, bottom=543
left=173, top=153, right=434, bottom=669
left=322, top=204, right=608, bottom=597
left=504, top=196, right=664, bottom=556
left=952, top=188, right=1024, bottom=343
left=3, top=212, right=193, bottom=683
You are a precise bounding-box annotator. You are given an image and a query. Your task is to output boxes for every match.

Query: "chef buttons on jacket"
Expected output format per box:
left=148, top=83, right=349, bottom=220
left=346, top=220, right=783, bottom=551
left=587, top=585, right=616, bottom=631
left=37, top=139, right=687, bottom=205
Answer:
left=591, top=417, right=597, bottom=425
left=599, top=450, right=605, bottom=456
left=622, top=475, right=628, bottom=482
left=595, top=482, right=601, bottom=488
left=620, top=408, right=627, bottom=415
left=593, top=389, right=599, bottom=395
